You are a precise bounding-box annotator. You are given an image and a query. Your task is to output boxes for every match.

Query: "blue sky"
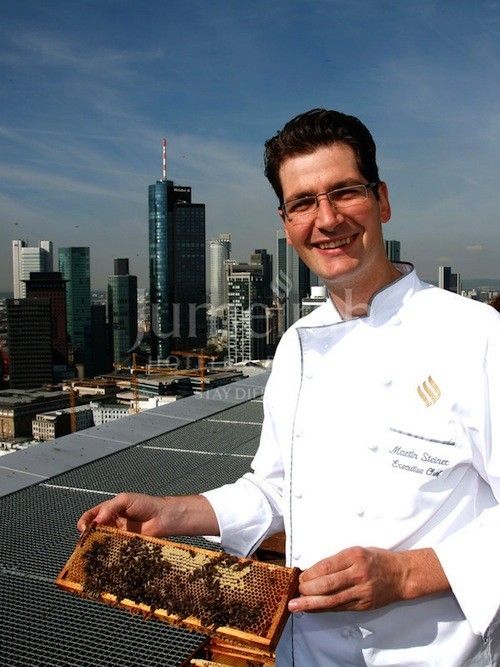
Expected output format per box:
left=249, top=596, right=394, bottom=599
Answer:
left=1, top=0, right=499, bottom=291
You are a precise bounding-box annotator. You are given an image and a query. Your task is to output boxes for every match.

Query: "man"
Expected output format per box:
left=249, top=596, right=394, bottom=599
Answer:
left=79, top=109, right=500, bottom=665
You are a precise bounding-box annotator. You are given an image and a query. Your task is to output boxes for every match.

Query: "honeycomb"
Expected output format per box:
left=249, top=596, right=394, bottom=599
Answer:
left=57, top=524, right=299, bottom=651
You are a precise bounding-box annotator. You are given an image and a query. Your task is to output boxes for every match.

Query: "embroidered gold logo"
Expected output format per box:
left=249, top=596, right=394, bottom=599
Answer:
left=417, top=376, right=441, bottom=407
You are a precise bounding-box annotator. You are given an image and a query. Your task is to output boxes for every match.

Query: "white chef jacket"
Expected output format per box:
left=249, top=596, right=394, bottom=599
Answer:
left=203, top=264, right=500, bottom=666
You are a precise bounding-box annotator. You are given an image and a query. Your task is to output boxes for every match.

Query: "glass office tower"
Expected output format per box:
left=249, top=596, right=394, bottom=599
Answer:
left=275, top=232, right=311, bottom=330
left=385, top=239, right=401, bottom=262
left=108, top=258, right=138, bottom=364
left=58, top=247, right=92, bottom=375
left=149, top=180, right=206, bottom=359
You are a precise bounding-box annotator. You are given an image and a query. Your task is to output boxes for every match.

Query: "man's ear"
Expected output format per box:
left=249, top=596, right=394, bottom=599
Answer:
left=377, top=182, right=391, bottom=224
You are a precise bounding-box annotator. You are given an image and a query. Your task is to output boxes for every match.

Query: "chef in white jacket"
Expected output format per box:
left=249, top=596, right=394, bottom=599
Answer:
left=79, top=108, right=500, bottom=666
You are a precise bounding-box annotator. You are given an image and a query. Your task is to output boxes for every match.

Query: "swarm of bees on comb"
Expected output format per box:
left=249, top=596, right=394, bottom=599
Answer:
left=57, top=523, right=299, bottom=658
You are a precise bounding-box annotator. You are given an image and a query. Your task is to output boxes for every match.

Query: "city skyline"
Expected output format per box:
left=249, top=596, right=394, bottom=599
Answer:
left=1, top=1, right=499, bottom=292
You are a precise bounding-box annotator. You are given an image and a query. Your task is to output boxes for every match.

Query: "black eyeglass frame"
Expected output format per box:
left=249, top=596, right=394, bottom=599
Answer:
left=279, top=181, right=379, bottom=223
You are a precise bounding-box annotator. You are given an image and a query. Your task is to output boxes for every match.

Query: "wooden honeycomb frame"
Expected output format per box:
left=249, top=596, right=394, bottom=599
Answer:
left=56, top=524, right=299, bottom=654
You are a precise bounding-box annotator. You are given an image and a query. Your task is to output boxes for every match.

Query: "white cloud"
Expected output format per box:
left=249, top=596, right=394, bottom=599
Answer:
left=466, top=244, right=484, bottom=254
left=3, top=28, right=163, bottom=80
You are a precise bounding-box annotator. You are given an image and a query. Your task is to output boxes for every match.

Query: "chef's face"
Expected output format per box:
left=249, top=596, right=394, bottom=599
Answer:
left=279, top=142, right=391, bottom=295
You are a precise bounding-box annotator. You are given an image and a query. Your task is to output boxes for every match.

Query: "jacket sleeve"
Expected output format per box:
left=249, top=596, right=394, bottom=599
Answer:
left=201, top=347, right=291, bottom=557
left=433, top=312, right=500, bottom=636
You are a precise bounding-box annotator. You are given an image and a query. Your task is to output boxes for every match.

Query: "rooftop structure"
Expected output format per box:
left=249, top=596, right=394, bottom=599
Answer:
left=0, top=373, right=268, bottom=666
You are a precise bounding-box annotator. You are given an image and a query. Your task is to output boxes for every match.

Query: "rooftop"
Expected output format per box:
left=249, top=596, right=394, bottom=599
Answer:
left=0, top=388, right=67, bottom=407
left=0, top=372, right=268, bottom=666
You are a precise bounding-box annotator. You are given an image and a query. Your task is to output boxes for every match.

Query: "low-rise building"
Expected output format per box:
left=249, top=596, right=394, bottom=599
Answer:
left=62, top=379, right=119, bottom=398
left=32, top=404, right=94, bottom=441
left=0, top=389, right=69, bottom=439
left=90, top=401, right=131, bottom=425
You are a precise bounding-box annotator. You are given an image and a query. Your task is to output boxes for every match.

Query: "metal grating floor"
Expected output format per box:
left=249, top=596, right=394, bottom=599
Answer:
left=0, top=571, right=207, bottom=667
left=0, top=394, right=264, bottom=666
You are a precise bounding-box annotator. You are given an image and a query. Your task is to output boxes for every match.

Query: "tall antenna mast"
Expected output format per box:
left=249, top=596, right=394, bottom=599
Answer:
left=162, top=138, right=167, bottom=180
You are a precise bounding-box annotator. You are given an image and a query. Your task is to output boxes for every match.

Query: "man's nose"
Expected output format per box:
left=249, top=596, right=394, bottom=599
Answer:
left=315, top=194, right=344, bottom=229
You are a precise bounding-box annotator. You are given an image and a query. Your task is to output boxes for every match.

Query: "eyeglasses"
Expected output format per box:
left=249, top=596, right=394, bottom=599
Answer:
left=280, top=182, right=379, bottom=224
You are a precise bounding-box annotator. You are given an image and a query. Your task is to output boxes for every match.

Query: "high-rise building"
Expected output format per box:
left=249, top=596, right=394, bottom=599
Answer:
left=302, top=285, right=328, bottom=316
left=208, top=234, right=231, bottom=333
left=108, top=258, right=138, bottom=364
left=25, top=272, right=68, bottom=366
left=58, top=247, right=92, bottom=375
left=226, top=262, right=266, bottom=363
left=12, top=240, right=53, bottom=298
left=91, top=305, right=112, bottom=376
left=251, top=249, right=273, bottom=306
left=149, top=143, right=206, bottom=359
left=275, top=232, right=311, bottom=330
left=7, top=298, right=53, bottom=389
left=438, top=266, right=461, bottom=294
left=385, top=239, right=401, bottom=262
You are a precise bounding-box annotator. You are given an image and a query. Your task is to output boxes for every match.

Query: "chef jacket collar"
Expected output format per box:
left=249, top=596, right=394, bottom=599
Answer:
left=303, top=262, right=420, bottom=329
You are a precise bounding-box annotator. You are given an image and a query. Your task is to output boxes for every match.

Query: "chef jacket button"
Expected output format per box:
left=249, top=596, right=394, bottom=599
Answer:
left=381, top=378, right=392, bottom=387
left=294, top=490, right=302, bottom=499
left=304, top=370, right=314, bottom=379
left=293, top=553, right=301, bottom=562
left=356, top=508, right=365, bottom=517
left=295, top=430, right=302, bottom=438
left=368, top=443, right=379, bottom=452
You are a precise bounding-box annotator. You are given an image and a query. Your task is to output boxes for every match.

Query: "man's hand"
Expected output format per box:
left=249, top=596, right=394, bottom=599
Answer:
left=77, top=492, right=220, bottom=538
left=288, top=546, right=450, bottom=613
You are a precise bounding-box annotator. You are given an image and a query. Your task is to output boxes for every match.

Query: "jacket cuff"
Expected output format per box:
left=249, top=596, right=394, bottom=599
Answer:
left=434, top=504, right=500, bottom=636
left=201, top=474, right=282, bottom=557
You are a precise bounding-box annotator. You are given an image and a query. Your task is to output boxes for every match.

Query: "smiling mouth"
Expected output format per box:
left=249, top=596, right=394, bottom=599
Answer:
left=317, top=236, right=352, bottom=250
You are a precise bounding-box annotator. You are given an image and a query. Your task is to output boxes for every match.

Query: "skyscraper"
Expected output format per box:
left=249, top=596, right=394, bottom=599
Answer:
left=226, top=262, right=266, bottom=363
left=251, top=248, right=273, bottom=306
left=108, top=258, right=138, bottom=364
left=208, top=233, right=231, bottom=334
left=275, top=232, right=311, bottom=330
left=12, top=240, right=53, bottom=298
left=149, top=142, right=206, bottom=358
left=209, top=233, right=232, bottom=310
left=58, top=247, right=92, bottom=375
left=7, top=298, right=53, bottom=388
left=438, top=265, right=461, bottom=294
left=25, top=272, right=68, bottom=367
left=91, top=304, right=111, bottom=376
left=385, top=239, right=401, bottom=262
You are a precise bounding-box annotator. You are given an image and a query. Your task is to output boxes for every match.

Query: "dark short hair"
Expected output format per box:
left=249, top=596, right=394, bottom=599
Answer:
left=489, top=294, right=500, bottom=313
left=264, top=108, right=380, bottom=203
